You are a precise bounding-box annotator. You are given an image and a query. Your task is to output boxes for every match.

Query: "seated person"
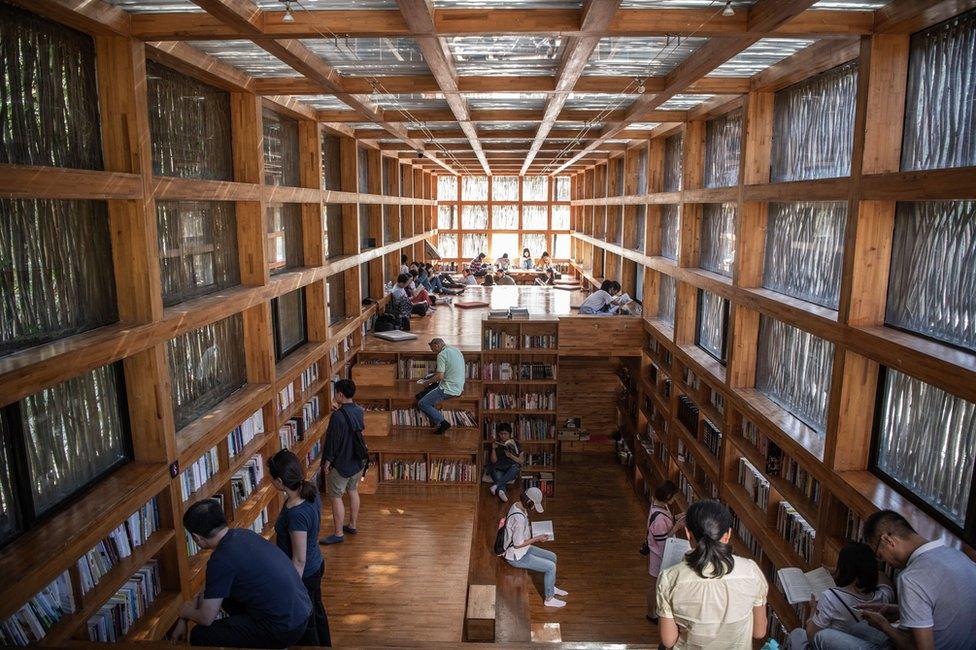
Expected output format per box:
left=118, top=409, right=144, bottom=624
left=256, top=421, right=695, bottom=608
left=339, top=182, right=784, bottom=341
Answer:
left=535, top=252, right=555, bottom=285
left=469, top=252, right=489, bottom=276
left=520, top=247, right=534, bottom=270
left=789, top=542, right=894, bottom=649
left=579, top=280, right=623, bottom=315
left=407, top=270, right=435, bottom=307
left=421, top=263, right=444, bottom=293
left=483, top=274, right=495, bottom=286
left=399, top=254, right=409, bottom=276
left=173, top=499, right=313, bottom=648
left=495, top=268, right=517, bottom=285
left=461, top=268, right=478, bottom=285
left=391, top=273, right=427, bottom=319
left=495, top=253, right=511, bottom=270
left=502, top=487, right=567, bottom=608
left=484, top=422, right=523, bottom=502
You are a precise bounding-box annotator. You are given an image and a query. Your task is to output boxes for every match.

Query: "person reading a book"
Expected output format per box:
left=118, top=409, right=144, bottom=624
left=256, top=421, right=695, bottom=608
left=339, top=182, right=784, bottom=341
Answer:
left=495, top=253, right=511, bottom=270
left=417, top=338, right=466, bottom=435
left=319, top=379, right=367, bottom=546
left=656, top=499, right=768, bottom=649
left=495, top=268, right=517, bottom=285
left=579, top=280, right=624, bottom=315
left=469, top=252, right=488, bottom=276
left=856, top=510, right=976, bottom=650
left=483, top=423, right=524, bottom=502
left=645, top=481, right=685, bottom=624
left=461, top=268, right=478, bottom=285
left=535, top=252, right=555, bottom=285
left=173, top=499, right=313, bottom=648
left=520, top=247, right=534, bottom=270
left=268, top=450, right=331, bottom=646
left=502, top=487, right=568, bottom=608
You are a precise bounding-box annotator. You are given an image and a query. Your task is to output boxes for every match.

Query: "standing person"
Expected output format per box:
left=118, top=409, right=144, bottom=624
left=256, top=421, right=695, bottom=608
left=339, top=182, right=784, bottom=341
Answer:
left=579, top=280, right=623, bottom=315
left=483, top=422, right=523, bottom=502
left=268, top=450, right=331, bottom=646
left=502, top=487, right=568, bottom=608
left=646, top=481, right=685, bottom=623
left=172, top=499, right=313, bottom=648
left=416, top=338, right=465, bottom=435
left=495, top=252, right=511, bottom=270
left=319, top=379, right=367, bottom=546
left=656, top=499, right=768, bottom=649
left=520, top=247, right=534, bottom=270
left=857, top=510, right=976, bottom=650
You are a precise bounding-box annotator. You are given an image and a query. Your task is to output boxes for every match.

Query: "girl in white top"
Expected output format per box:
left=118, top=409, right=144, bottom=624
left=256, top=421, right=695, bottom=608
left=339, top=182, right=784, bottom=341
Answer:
left=495, top=253, right=511, bottom=270
left=657, top=499, right=768, bottom=649
left=520, top=248, right=533, bottom=270
left=579, top=280, right=622, bottom=315
left=503, top=487, right=569, bottom=608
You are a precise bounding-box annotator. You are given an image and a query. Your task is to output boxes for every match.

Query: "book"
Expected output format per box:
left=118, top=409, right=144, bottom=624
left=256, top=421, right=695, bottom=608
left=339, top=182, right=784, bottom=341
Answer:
left=661, top=536, right=692, bottom=572
left=776, top=566, right=835, bottom=604
left=531, top=520, right=554, bottom=540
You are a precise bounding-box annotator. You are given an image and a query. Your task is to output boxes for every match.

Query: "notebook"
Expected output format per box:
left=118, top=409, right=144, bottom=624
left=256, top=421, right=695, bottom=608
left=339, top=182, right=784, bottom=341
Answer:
left=532, top=520, right=555, bottom=540
left=373, top=330, right=418, bottom=342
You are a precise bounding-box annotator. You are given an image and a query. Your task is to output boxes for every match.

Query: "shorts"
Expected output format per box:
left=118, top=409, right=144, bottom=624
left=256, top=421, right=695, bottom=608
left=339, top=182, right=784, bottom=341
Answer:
left=327, top=469, right=363, bottom=499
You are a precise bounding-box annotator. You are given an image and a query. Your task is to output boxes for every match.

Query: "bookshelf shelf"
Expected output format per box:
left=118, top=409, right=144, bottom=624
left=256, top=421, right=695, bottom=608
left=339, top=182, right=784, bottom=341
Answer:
left=182, top=432, right=270, bottom=510
left=277, top=377, right=327, bottom=428
left=176, top=384, right=272, bottom=468
left=124, top=589, right=183, bottom=642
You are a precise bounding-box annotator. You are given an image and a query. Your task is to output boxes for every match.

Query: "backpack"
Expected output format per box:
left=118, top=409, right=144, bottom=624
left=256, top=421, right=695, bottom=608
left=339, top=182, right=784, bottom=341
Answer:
left=374, top=313, right=396, bottom=333
left=338, top=408, right=371, bottom=476
left=493, top=510, right=526, bottom=556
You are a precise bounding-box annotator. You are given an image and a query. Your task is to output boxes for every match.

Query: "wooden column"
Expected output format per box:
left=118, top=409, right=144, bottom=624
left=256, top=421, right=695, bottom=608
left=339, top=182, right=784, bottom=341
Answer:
left=339, top=136, right=362, bottom=255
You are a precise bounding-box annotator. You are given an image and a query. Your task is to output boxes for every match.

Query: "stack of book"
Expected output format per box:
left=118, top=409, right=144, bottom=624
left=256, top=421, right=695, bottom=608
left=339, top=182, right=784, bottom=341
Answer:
left=85, top=561, right=161, bottom=642
left=482, top=361, right=515, bottom=381
left=742, top=418, right=761, bottom=448
left=398, top=358, right=436, bottom=379
left=484, top=329, right=519, bottom=349
left=676, top=395, right=699, bottom=433
left=519, top=363, right=555, bottom=380
left=77, top=497, right=161, bottom=594
left=515, top=417, right=555, bottom=441
left=231, top=455, right=265, bottom=509
left=709, top=390, right=726, bottom=415
left=522, top=333, right=556, bottom=349
left=520, top=391, right=555, bottom=410
left=737, top=458, right=770, bottom=511
left=781, top=455, right=821, bottom=505
left=306, top=440, right=322, bottom=467
left=248, top=508, right=269, bottom=534
left=180, top=447, right=220, bottom=501
left=662, top=378, right=672, bottom=398
left=522, top=472, right=554, bottom=496
left=278, top=420, right=302, bottom=450
left=683, top=367, right=701, bottom=391
left=483, top=392, right=517, bottom=410
left=391, top=409, right=476, bottom=427
left=227, top=409, right=265, bottom=458
left=0, top=571, right=75, bottom=646
left=528, top=451, right=556, bottom=467
left=678, top=474, right=695, bottom=504
left=382, top=459, right=427, bottom=481
left=731, top=508, right=765, bottom=563
left=299, top=363, right=319, bottom=392
left=429, top=459, right=475, bottom=482
left=278, top=383, right=296, bottom=412
left=701, top=420, right=722, bottom=457
left=776, top=501, right=816, bottom=564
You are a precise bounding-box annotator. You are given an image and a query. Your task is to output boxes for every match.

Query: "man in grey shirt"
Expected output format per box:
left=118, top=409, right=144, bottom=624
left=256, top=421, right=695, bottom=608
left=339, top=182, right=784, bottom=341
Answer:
left=495, top=269, right=516, bottom=285
left=858, top=510, right=976, bottom=650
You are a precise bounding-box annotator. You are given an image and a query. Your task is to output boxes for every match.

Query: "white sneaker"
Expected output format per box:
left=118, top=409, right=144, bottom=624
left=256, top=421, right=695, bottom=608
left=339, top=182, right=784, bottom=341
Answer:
left=544, top=597, right=566, bottom=608
left=489, top=485, right=498, bottom=495
left=497, top=489, right=508, bottom=502
left=554, top=587, right=569, bottom=597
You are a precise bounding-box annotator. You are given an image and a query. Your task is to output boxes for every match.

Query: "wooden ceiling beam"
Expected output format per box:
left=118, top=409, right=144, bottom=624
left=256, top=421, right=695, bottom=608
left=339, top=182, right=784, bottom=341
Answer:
left=522, top=0, right=621, bottom=175
left=355, top=127, right=654, bottom=140
left=318, top=108, right=685, bottom=123
left=386, top=142, right=628, bottom=152
left=6, top=0, right=129, bottom=36
left=146, top=41, right=254, bottom=93
left=874, top=0, right=976, bottom=33
left=750, top=37, right=859, bottom=92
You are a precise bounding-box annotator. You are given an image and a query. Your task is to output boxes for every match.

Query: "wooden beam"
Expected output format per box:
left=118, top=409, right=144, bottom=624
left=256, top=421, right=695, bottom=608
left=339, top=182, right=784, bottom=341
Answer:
left=320, top=108, right=685, bottom=123
left=146, top=41, right=254, bottom=93
left=750, top=37, right=860, bottom=92
left=6, top=0, right=129, bottom=36
left=0, top=165, right=143, bottom=200
left=874, top=0, right=976, bottom=33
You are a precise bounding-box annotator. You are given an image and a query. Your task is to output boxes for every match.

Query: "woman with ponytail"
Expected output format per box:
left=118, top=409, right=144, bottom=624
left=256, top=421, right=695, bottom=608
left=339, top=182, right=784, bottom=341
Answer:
left=656, top=499, right=768, bottom=649
left=269, top=449, right=331, bottom=646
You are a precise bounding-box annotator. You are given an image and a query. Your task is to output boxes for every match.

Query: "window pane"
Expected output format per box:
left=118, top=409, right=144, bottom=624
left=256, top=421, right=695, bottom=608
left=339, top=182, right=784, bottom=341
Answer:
left=552, top=205, right=570, bottom=230
left=902, top=9, right=976, bottom=171
left=555, top=176, right=571, bottom=201
left=168, top=315, right=246, bottom=431
left=157, top=201, right=240, bottom=306
left=522, top=233, right=547, bottom=258
left=437, top=233, right=458, bottom=258
left=461, top=205, right=488, bottom=230
left=325, top=205, right=343, bottom=259
left=664, top=134, right=683, bottom=192
left=462, top=233, right=487, bottom=259
left=321, top=133, right=341, bottom=191
left=266, top=204, right=303, bottom=274
left=700, top=203, right=736, bottom=277
left=523, top=176, right=549, bottom=201
left=490, top=233, right=519, bottom=261
left=1, top=199, right=117, bottom=357
left=462, top=176, right=488, bottom=200
left=262, top=109, right=299, bottom=186
left=763, top=201, right=847, bottom=309
left=661, top=204, right=680, bottom=261
left=147, top=60, right=232, bottom=181
left=438, top=205, right=457, bottom=229
left=659, top=274, right=676, bottom=326
left=274, top=287, right=306, bottom=360
left=492, top=205, right=518, bottom=229
left=22, top=364, right=130, bottom=515
left=553, top=233, right=570, bottom=259
left=357, top=146, right=369, bottom=194
left=327, top=275, right=346, bottom=325
left=492, top=176, right=518, bottom=201
left=358, top=204, right=373, bottom=250
left=876, top=369, right=976, bottom=526
left=697, top=290, right=728, bottom=362
left=704, top=109, right=742, bottom=188
left=360, top=262, right=370, bottom=301
left=756, top=316, right=834, bottom=436
left=522, top=206, right=547, bottom=230
left=771, top=61, right=857, bottom=182
left=0, top=3, right=102, bottom=170
left=0, top=421, right=21, bottom=544
left=636, top=148, right=649, bottom=195
left=437, top=175, right=457, bottom=200
left=634, top=205, right=646, bottom=251
left=886, top=200, right=976, bottom=352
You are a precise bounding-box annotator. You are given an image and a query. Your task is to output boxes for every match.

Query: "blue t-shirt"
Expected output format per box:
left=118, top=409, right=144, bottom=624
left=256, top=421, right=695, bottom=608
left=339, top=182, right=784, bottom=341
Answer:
left=275, top=496, right=324, bottom=579
left=204, top=528, right=311, bottom=630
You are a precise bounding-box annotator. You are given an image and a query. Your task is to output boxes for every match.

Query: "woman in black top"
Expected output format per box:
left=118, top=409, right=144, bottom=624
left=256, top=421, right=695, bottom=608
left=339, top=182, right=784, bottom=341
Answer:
left=268, top=450, right=331, bottom=646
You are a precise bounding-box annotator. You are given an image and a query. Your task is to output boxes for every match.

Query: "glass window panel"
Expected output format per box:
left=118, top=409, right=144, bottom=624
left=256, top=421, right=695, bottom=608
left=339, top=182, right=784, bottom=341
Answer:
left=357, top=146, right=369, bottom=194
left=492, top=205, right=518, bottom=229
left=523, top=176, right=549, bottom=201
left=327, top=275, right=346, bottom=325
left=490, top=233, right=519, bottom=261
left=763, top=201, right=847, bottom=309
left=168, top=314, right=246, bottom=431
left=321, top=133, right=341, bottom=190
left=462, top=233, right=488, bottom=259
left=157, top=201, right=240, bottom=306
left=437, top=175, right=457, bottom=200
left=21, top=364, right=130, bottom=515
left=634, top=205, right=646, bottom=251
left=523, top=206, right=548, bottom=230
left=660, top=204, right=680, bottom=260
left=438, top=232, right=458, bottom=258
left=0, top=4, right=103, bottom=170
left=700, top=203, right=737, bottom=277
left=704, top=109, right=742, bottom=188
left=326, top=205, right=343, bottom=259
left=462, top=176, right=488, bottom=200
left=266, top=204, right=303, bottom=274
left=553, top=233, right=571, bottom=259
left=902, top=9, right=976, bottom=171
left=555, top=176, right=571, bottom=201
left=262, top=109, right=299, bottom=186
left=663, top=134, right=683, bottom=192
left=438, top=205, right=457, bottom=229
left=875, top=368, right=976, bottom=526
left=886, top=200, right=976, bottom=352
left=301, top=37, right=429, bottom=76
left=658, top=274, right=676, bottom=326
left=273, top=287, right=306, bottom=360
left=770, top=61, right=857, bottom=182
left=584, top=36, right=706, bottom=76
left=522, top=233, right=548, bottom=257
left=492, top=176, right=519, bottom=201
left=360, top=262, right=371, bottom=301
left=1, top=199, right=118, bottom=357
left=0, top=421, right=20, bottom=544
left=636, top=146, right=649, bottom=194
left=756, top=316, right=834, bottom=436
left=696, top=290, right=728, bottom=362
left=461, top=205, right=488, bottom=230
left=552, top=205, right=570, bottom=230
left=447, top=35, right=565, bottom=76
left=147, top=60, right=233, bottom=181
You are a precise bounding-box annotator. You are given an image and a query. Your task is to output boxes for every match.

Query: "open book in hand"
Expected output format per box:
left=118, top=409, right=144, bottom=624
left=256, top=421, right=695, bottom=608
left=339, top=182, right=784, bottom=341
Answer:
left=532, top=520, right=554, bottom=541
left=661, top=536, right=692, bottom=572
left=776, top=566, right=836, bottom=604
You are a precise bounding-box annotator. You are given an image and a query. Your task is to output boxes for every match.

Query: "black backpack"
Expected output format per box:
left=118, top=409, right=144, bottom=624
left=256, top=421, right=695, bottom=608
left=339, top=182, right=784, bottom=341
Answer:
left=374, top=313, right=396, bottom=333
left=493, top=510, right=526, bottom=556
left=338, top=408, right=370, bottom=476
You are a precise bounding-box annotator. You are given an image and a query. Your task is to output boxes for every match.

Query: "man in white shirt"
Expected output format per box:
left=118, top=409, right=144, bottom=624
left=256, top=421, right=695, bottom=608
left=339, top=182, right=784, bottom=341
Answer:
left=858, top=510, right=976, bottom=650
